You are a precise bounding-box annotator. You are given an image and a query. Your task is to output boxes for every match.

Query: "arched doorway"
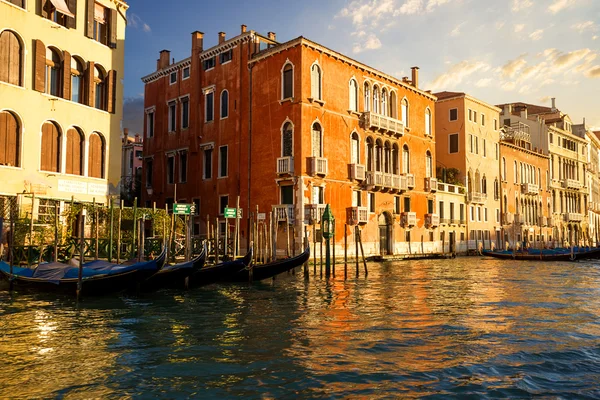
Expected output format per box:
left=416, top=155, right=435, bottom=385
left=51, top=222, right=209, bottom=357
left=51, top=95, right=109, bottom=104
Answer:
left=378, top=212, right=393, bottom=255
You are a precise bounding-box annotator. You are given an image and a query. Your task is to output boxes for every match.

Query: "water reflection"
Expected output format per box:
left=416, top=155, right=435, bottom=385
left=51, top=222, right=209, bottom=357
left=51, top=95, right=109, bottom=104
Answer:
left=1, top=258, right=600, bottom=398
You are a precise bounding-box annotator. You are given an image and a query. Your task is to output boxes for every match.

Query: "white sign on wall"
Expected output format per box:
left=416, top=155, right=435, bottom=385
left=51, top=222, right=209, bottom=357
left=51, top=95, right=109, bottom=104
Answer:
left=88, top=182, right=109, bottom=195
left=57, top=179, right=109, bottom=196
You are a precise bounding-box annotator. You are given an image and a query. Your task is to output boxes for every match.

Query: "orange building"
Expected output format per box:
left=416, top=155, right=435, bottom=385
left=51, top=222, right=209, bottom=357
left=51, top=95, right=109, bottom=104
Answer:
left=141, top=27, right=440, bottom=257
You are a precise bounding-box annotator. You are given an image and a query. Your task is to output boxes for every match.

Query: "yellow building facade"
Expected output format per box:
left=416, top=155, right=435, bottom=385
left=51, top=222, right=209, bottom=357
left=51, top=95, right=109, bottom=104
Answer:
left=0, top=0, right=127, bottom=211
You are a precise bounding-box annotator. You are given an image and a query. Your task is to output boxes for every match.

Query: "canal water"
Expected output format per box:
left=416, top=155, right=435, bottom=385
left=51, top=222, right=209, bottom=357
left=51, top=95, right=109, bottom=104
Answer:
left=1, top=257, right=600, bottom=399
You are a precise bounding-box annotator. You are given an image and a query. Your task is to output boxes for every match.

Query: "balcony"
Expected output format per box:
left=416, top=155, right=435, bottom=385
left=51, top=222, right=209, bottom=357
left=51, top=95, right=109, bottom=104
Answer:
left=362, top=111, right=405, bottom=138
left=349, top=163, right=366, bottom=181
left=547, top=217, right=554, bottom=227
left=500, top=121, right=531, bottom=143
left=521, top=183, right=539, bottom=195
left=273, top=204, right=295, bottom=223
left=502, top=212, right=514, bottom=224
left=514, top=214, right=524, bottom=224
left=394, top=174, right=408, bottom=192
left=404, top=173, right=415, bottom=189
left=304, top=204, right=326, bottom=224
left=309, top=157, right=328, bottom=177
left=425, top=213, right=439, bottom=228
left=437, top=182, right=466, bottom=194
left=563, top=212, right=584, bottom=222
left=468, top=192, right=487, bottom=204
left=562, top=178, right=583, bottom=190
left=538, top=216, right=547, bottom=227
left=424, top=177, right=438, bottom=192
left=346, top=206, right=368, bottom=225
left=401, top=212, right=417, bottom=227
left=382, top=173, right=393, bottom=191
left=277, top=156, right=294, bottom=175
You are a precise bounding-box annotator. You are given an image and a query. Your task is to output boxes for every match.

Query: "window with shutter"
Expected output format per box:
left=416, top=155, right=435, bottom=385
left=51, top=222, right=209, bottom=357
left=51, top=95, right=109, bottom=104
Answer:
left=71, top=57, right=84, bottom=103
left=41, top=121, right=60, bottom=172
left=349, top=79, right=358, bottom=111
left=373, top=86, right=379, bottom=114
left=311, top=123, right=322, bottom=157
left=402, top=145, right=410, bottom=174
left=282, top=63, right=293, bottom=99
left=92, top=2, right=108, bottom=45
left=9, top=0, right=25, bottom=8
left=41, top=0, right=75, bottom=27
left=88, top=132, right=104, bottom=178
left=65, top=127, right=83, bottom=175
left=94, top=65, right=106, bottom=110
left=0, top=30, right=23, bottom=87
left=351, top=132, right=359, bottom=164
left=205, top=92, right=214, bottom=122
left=220, top=90, right=228, bottom=119
left=282, top=123, right=293, bottom=157
left=364, top=83, right=370, bottom=112
left=181, top=97, right=190, bottom=128
left=0, top=111, right=20, bottom=167
left=401, top=98, right=409, bottom=127
left=45, top=48, right=63, bottom=97
left=310, top=64, right=321, bottom=100
left=219, top=146, right=228, bottom=177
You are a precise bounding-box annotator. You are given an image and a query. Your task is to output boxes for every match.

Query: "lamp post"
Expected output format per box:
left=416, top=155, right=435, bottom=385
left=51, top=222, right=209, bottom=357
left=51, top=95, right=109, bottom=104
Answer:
left=322, top=204, right=334, bottom=277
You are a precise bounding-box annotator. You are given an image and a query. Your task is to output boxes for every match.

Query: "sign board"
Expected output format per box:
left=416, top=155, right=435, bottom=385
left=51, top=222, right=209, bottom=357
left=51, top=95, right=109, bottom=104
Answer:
left=224, top=207, right=236, bottom=218
left=173, top=203, right=194, bottom=215
left=257, top=213, right=266, bottom=221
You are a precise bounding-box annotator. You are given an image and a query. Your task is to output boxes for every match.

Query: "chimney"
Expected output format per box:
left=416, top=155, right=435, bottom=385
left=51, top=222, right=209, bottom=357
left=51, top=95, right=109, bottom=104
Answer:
left=268, top=31, right=276, bottom=41
left=218, top=32, right=226, bottom=44
left=241, top=24, right=247, bottom=33
left=135, top=134, right=140, bottom=143
left=411, top=66, right=419, bottom=89
left=504, top=104, right=512, bottom=115
left=124, top=128, right=129, bottom=137
left=158, top=50, right=170, bottom=69
left=551, top=97, right=556, bottom=111
left=520, top=106, right=528, bottom=119
left=191, top=31, right=204, bottom=54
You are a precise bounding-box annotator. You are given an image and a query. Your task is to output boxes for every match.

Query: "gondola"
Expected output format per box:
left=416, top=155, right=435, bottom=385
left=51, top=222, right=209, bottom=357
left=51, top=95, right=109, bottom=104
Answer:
left=226, top=245, right=310, bottom=282
left=187, top=247, right=253, bottom=287
left=482, top=246, right=600, bottom=261
left=0, top=248, right=166, bottom=295
left=139, top=243, right=207, bottom=292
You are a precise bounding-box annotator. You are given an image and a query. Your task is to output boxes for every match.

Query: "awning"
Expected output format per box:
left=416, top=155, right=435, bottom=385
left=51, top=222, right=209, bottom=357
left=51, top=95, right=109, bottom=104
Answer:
left=94, top=3, right=106, bottom=23
left=50, top=0, right=75, bottom=18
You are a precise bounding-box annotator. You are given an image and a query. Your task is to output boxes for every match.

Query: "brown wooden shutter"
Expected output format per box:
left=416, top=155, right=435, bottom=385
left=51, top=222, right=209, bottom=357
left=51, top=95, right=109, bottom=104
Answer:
left=107, top=69, right=116, bottom=113
left=8, top=31, right=21, bottom=86
left=62, top=50, right=71, bottom=100
left=0, top=32, right=8, bottom=84
left=0, top=112, right=6, bottom=165
left=66, top=0, right=77, bottom=29
left=6, top=112, right=18, bottom=167
left=65, top=128, right=74, bottom=174
left=85, top=0, right=94, bottom=38
left=41, top=122, right=56, bottom=172
left=34, top=39, right=46, bottom=92
left=85, top=61, right=94, bottom=107
left=40, top=0, right=49, bottom=18
left=89, top=134, right=102, bottom=178
left=109, top=8, right=117, bottom=48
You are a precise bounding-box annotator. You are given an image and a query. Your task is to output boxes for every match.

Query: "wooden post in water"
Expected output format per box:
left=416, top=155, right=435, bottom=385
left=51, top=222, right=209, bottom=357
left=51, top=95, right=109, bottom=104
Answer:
left=54, top=202, right=59, bottom=262
left=303, top=225, right=309, bottom=278
left=132, top=198, right=138, bottom=260
left=224, top=204, right=229, bottom=261
left=109, top=199, right=114, bottom=262
left=355, top=226, right=359, bottom=276
left=344, top=223, right=348, bottom=279
left=234, top=196, right=240, bottom=258
left=215, top=219, right=220, bottom=264
left=421, top=235, right=424, bottom=255
left=139, top=218, right=145, bottom=262
left=273, top=209, right=278, bottom=262
left=77, top=210, right=85, bottom=301
left=206, top=214, right=210, bottom=259
left=313, top=224, right=317, bottom=275
left=358, top=227, right=368, bottom=276
left=117, top=201, right=123, bottom=263
left=185, top=214, right=191, bottom=261
left=94, top=199, right=99, bottom=260
left=441, top=231, right=445, bottom=256
left=285, top=209, right=290, bottom=258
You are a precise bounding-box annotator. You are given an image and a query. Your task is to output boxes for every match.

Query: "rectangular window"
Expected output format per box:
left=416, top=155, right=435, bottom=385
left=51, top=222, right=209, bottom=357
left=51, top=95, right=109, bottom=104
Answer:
left=181, top=97, right=190, bottom=129
left=205, top=91, right=214, bottom=122
left=494, top=119, right=498, bottom=130
left=483, top=139, right=486, bottom=157
left=193, top=198, right=200, bottom=216
left=219, top=49, right=233, bottom=64
left=475, top=137, right=479, bottom=154
left=484, top=208, right=488, bottom=222
left=203, top=148, right=212, bottom=179
left=403, top=197, right=411, bottom=212
left=439, top=201, right=444, bottom=219
left=281, top=185, right=293, bottom=204
left=146, top=111, right=155, bottom=138
left=219, top=145, right=228, bottom=177
left=145, top=159, right=153, bottom=187
left=469, top=134, right=473, bottom=153
left=168, top=101, right=176, bottom=132
left=312, top=186, right=324, bottom=204
left=450, top=203, right=455, bottom=221
left=481, top=114, right=485, bottom=126
left=179, top=151, right=188, bottom=183
left=503, top=118, right=511, bottom=126
left=394, top=197, right=400, bottom=214
left=428, top=199, right=434, bottom=214
left=449, top=108, right=458, bottom=121
left=468, top=109, right=472, bottom=121
left=352, top=191, right=362, bottom=207
left=369, top=193, right=375, bottom=212
left=460, top=204, right=465, bottom=223
left=405, top=231, right=411, bottom=242
left=473, top=111, right=477, bottom=123
left=166, top=155, right=174, bottom=184
left=495, top=143, right=499, bottom=160
left=449, top=133, right=459, bottom=153
left=477, top=206, right=481, bottom=222
left=182, top=67, right=190, bottom=80
left=470, top=205, right=474, bottom=221
left=135, top=150, right=143, bottom=159
left=496, top=208, right=500, bottom=223
left=93, top=3, right=109, bottom=45
left=219, top=195, right=228, bottom=215
left=203, top=57, right=215, bottom=70
left=170, top=72, right=177, bottom=85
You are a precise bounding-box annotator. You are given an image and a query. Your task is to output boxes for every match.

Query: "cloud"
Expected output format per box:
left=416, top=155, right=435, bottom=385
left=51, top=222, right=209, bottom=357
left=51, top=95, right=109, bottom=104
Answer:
left=425, top=0, right=451, bottom=13
left=352, top=32, right=382, bottom=53
left=339, top=0, right=396, bottom=27
left=529, top=29, right=544, bottom=41
left=495, top=21, right=506, bottom=30
left=548, top=0, right=576, bottom=14
left=586, top=66, right=600, bottom=78
left=572, top=21, right=597, bottom=33
left=476, top=78, right=492, bottom=87
left=511, top=0, right=533, bottom=12
left=128, top=13, right=151, bottom=33
left=553, top=48, right=593, bottom=70
left=514, top=24, right=525, bottom=33
left=501, top=56, right=528, bottom=78
left=450, top=22, right=466, bottom=37
left=501, top=81, right=517, bottom=91
left=427, top=60, right=490, bottom=91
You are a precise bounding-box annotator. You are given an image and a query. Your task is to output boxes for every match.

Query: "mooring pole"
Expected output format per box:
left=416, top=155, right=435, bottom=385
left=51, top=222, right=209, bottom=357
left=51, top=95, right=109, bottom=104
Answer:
left=344, top=223, right=348, bottom=279
left=77, top=209, right=85, bottom=301
left=54, top=202, right=59, bottom=262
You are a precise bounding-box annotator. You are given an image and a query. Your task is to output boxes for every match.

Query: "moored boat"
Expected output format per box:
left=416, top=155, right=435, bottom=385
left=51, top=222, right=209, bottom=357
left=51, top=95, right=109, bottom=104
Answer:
left=226, top=245, right=310, bottom=282
left=187, top=247, right=253, bottom=287
left=482, top=246, right=600, bottom=261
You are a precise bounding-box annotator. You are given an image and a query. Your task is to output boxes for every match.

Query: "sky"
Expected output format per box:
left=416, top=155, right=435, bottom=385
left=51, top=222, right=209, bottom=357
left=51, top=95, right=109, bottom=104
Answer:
left=122, top=0, right=600, bottom=133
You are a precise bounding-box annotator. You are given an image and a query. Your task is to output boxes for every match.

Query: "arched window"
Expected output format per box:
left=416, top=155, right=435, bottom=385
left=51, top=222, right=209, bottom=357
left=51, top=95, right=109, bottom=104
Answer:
left=375, top=139, right=383, bottom=172
left=282, top=62, right=293, bottom=99
left=0, top=111, right=20, bottom=167
left=503, top=195, right=508, bottom=212
left=401, top=98, right=409, bottom=127
left=349, top=79, right=358, bottom=111
left=41, top=121, right=61, bottom=172
left=384, top=141, right=391, bottom=173
left=502, top=157, right=506, bottom=181
left=311, top=122, right=322, bottom=157
left=46, top=47, right=62, bottom=97
left=514, top=161, right=518, bottom=183
left=0, top=30, right=23, bottom=86
left=220, top=90, right=229, bottom=118
left=494, top=178, right=499, bottom=200
left=389, top=91, right=397, bottom=118
left=402, top=144, right=410, bottom=174
left=366, top=137, right=374, bottom=171
left=65, top=127, right=83, bottom=175
left=282, top=122, right=293, bottom=157
left=482, top=175, right=487, bottom=194
left=310, top=63, right=321, bottom=100
left=350, top=131, right=360, bottom=164
left=381, top=89, right=388, bottom=117
left=364, top=82, right=370, bottom=112
left=373, top=85, right=379, bottom=114
left=392, top=144, right=399, bottom=175
left=425, top=108, right=432, bottom=135
left=94, top=65, right=106, bottom=110
left=425, top=151, right=432, bottom=178
left=88, top=132, right=105, bottom=178
left=475, top=170, right=481, bottom=192
left=71, top=57, right=84, bottom=103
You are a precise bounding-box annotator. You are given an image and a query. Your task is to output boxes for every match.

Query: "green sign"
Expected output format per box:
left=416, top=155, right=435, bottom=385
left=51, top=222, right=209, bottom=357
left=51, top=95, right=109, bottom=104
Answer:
left=224, top=208, right=242, bottom=218
left=173, top=203, right=194, bottom=215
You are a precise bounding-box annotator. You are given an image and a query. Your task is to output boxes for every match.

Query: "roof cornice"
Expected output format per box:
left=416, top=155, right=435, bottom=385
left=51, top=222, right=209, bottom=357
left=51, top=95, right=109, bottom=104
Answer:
left=141, top=58, right=191, bottom=84
left=200, top=32, right=255, bottom=60
left=436, top=93, right=501, bottom=112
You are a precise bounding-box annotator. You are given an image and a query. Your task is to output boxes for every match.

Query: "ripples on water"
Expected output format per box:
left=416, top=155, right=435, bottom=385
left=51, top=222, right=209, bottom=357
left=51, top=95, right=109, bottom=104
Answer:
left=1, top=258, right=600, bottom=399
